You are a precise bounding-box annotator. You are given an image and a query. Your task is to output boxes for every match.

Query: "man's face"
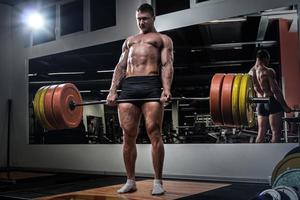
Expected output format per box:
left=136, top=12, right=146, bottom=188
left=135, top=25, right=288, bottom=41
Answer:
left=136, top=11, right=154, bottom=33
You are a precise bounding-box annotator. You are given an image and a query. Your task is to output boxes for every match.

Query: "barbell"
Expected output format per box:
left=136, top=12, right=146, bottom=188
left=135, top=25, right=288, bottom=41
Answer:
left=33, top=73, right=271, bottom=130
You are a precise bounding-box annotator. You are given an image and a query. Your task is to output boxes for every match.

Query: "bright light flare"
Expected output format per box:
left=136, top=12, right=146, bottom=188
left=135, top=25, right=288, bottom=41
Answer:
left=25, top=11, right=45, bottom=30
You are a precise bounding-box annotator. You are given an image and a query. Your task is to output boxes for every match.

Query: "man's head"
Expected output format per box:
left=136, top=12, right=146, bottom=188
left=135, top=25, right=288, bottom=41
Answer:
left=256, top=49, right=270, bottom=65
left=136, top=3, right=155, bottom=33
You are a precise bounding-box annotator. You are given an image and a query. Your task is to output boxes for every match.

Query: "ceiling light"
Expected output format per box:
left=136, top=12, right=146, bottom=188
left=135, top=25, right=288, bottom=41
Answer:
left=28, top=73, right=38, bottom=77
left=101, top=90, right=121, bottom=92
left=96, top=70, right=114, bottom=73
left=47, top=72, right=85, bottom=75
left=80, top=90, right=91, bottom=93
left=24, top=11, right=45, bottom=30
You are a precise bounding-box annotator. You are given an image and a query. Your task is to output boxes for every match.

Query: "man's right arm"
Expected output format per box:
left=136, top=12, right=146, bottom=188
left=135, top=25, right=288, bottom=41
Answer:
left=106, top=40, right=129, bottom=105
left=268, top=69, right=292, bottom=113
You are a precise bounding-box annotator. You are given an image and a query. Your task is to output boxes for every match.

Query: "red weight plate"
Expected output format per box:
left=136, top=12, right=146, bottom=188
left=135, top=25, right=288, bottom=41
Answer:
left=221, top=74, right=235, bottom=126
left=44, top=84, right=61, bottom=129
left=52, top=83, right=83, bottom=129
left=209, top=74, right=225, bottom=125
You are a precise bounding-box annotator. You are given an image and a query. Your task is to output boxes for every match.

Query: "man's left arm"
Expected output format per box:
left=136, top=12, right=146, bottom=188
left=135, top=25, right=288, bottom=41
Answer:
left=160, top=35, right=174, bottom=103
left=249, top=68, right=263, bottom=97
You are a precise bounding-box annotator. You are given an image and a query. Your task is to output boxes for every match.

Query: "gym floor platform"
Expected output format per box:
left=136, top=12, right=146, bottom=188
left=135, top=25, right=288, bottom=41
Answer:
left=0, top=171, right=269, bottom=200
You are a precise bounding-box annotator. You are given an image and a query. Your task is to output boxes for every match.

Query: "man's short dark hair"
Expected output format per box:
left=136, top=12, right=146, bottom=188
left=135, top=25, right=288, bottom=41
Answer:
left=256, top=49, right=270, bottom=62
left=137, top=3, right=155, bottom=16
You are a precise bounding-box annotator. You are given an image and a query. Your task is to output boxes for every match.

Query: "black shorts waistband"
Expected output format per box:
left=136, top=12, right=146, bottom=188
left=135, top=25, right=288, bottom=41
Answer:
left=123, top=75, right=161, bottom=84
left=121, top=76, right=162, bottom=89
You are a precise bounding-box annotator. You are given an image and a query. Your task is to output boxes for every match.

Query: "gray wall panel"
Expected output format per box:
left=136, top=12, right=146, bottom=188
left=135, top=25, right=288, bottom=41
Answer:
left=0, top=4, right=12, bottom=168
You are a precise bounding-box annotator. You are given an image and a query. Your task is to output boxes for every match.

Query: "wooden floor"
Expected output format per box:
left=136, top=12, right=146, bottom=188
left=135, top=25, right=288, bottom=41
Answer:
left=36, top=179, right=231, bottom=200
left=0, top=171, right=54, bottom=181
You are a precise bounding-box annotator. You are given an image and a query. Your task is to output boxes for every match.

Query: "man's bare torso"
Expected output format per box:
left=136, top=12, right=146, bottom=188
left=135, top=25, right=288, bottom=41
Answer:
left=251, top=64, right=275, bottom=97
left=126, top=32, right=163, bottom=77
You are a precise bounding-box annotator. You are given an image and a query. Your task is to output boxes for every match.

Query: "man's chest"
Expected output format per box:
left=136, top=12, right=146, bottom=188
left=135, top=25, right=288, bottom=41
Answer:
left=128, top=34, right=163, bottom=48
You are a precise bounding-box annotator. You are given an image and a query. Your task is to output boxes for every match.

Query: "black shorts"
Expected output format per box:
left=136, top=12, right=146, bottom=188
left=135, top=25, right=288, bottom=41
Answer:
left=257, top=96, right=284, bottom=116
left=118, top=76, right=162, bottom=106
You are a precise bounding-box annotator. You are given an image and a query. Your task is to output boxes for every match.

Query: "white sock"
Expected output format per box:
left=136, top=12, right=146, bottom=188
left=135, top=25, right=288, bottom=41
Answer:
left=117, top=179, right=137, bottom=193
left=152, top=179, right=165, bottom=195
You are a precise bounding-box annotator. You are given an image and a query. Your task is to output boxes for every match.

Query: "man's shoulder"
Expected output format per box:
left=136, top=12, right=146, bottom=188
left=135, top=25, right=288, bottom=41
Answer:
left=126, top=34, right=138, bottom=41
left=267, top=67, right=276, bottom=76
left=248, top=67, right=255, bottom=75
left=267, top=67, right=275, bottom=72
left=158, top=33, right=172, bottom=40
left=157, top=33, right=173, bottom=46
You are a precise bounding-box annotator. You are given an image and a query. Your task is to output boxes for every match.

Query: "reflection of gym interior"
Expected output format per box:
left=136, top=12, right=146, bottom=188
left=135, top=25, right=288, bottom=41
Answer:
left=1, top=0, right=300, bottom=199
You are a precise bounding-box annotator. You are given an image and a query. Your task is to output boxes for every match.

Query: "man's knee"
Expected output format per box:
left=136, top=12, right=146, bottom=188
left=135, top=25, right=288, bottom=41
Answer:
left=121, top=126, right=134, bottom=134
left=122, top=133, right=137, bottom=149
left=145, top=122, right=161, bottom=135
left=146, top=123, right=163, bottom=146
left=123, top=128, right=137, bottom=138
left=122, top=126, right=138, bottom=145
left=120, top=120, right=137, bottom=134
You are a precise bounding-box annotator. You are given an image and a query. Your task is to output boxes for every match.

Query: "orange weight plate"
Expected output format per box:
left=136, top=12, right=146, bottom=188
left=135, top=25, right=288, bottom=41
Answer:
left=210, top=74, right=225, bottom=125
left=221, top=74, right=235, bottom=126
left=44, top=84, right=61, bottom=129
left=52, top=83, right=83, bottom=129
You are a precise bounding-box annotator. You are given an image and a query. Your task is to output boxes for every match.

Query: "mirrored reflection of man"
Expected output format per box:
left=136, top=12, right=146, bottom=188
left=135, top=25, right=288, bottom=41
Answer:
left=249, top=49, right=292, bottom=143
left=106, top=3, right=174, bottom=195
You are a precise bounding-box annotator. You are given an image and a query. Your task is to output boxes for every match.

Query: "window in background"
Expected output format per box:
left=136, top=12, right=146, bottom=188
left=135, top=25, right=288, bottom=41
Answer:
left=155, top=0, right=190, bottom=16
left=60, top=0, right=84, bottom=36
left=90, top=0, right=116, bottom=31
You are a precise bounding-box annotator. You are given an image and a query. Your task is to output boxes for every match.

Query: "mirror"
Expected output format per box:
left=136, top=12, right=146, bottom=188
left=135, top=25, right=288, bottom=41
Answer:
left=28, top=6, right=299, bottom=144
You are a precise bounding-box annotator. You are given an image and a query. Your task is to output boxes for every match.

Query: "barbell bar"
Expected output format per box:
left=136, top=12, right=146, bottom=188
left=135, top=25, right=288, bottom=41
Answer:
left=69, top=97, right=210, bottom=110
left=69, top=96, right=270, bottom=110
left=33, top=73, right=272, bottom=130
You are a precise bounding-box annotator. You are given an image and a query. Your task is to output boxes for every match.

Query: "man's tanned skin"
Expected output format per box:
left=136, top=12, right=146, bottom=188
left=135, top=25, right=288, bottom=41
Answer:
left=106, top=3, right=173, bottom=195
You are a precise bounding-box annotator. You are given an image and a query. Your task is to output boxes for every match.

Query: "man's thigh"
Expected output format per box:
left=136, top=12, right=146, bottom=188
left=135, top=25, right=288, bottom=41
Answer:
left=269, top=112, right=282, bottom=132
left=257, top=115, right=269, bottom=131
left=141, top=102, right=163, bottom=133
left=118, top=103, right=142, bottom=136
